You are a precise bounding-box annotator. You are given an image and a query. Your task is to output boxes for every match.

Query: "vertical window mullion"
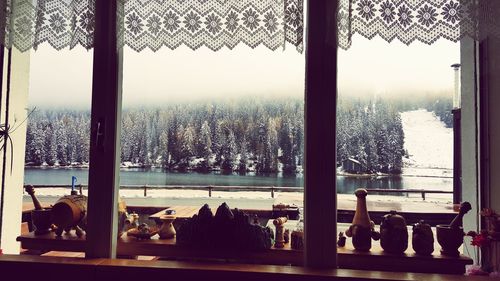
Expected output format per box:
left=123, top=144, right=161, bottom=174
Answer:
left=304, top=0, right=338, bottom=268
left=85, top=0, right=123, bottom=259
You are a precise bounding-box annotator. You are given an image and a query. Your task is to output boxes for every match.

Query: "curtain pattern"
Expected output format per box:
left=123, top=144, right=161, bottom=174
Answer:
left=1, top=0, right=303, bottom=52
left=121, top=0, right=303, bottom=52
left=338, top=0, right=500, bottom=49
left=4, top=0, right=95, bottom=51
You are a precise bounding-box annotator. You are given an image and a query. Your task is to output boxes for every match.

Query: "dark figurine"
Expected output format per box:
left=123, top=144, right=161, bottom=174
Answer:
left=412, top=220, right=434, bottom=256
left=436, top=201, right=471, bottom=256
left=253, top=214, right=260, bottom=225
left=337, top=232, right=346, bottom=247
left=345, top=189, right=380, bottom=251
left=380, top=210, right=408, bottom=254
left=176, top=202, right=273, bottom=251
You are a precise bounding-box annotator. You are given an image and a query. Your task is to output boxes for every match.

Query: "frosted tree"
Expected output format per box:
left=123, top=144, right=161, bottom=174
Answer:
left=279, top=118, right=296, bottom=174
left=158, top=130, right=169, bottom=167
left=238, top=135, right=249, bottom=173
left=198, top=120, right=212, bottom=160
left=45, top=126, right=57, bottom=166
left=221, top=128, right=237, bottom=172
left=179, top=125, right=195, bottom=169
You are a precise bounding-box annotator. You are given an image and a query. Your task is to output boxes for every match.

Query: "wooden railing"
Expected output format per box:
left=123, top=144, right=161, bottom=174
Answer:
left=24, top=184, right=452, bottom=201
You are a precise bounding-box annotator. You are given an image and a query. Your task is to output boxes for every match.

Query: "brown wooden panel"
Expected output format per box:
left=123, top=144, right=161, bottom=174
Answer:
left=0, top=255, right=491, bottom=281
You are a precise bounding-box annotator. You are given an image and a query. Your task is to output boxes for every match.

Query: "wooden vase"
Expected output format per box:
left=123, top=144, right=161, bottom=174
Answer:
left=51, top=194, right=88, bottom=236
left=158, top=215, right=176, bottom=239
left=346, top=188, right=379, bottom=251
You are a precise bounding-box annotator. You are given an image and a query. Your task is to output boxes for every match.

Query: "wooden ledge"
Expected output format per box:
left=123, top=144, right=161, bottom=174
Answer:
left=17, top=230, right=472, bottom=274
left=0, top=255, right=491, bottom=281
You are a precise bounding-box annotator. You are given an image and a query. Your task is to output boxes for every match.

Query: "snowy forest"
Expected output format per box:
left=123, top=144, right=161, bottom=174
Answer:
left=24, top=96, right=452, bottom=175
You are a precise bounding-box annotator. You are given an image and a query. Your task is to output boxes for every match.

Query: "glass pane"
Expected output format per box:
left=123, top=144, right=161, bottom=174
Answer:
left=18, top=46, right=93, bottom=256
left=337, top=36, right=459, bottom=215
left=120, top=46, right=305, bottom=259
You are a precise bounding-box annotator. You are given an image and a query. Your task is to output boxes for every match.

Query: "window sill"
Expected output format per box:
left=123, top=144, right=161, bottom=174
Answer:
left=0, top=254, right=483, bottom=281
left=17, top=230, right=472, bottom=275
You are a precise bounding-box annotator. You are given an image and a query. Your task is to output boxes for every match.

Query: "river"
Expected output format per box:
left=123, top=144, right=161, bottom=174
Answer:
left=23, top=167, right=452, bottom=195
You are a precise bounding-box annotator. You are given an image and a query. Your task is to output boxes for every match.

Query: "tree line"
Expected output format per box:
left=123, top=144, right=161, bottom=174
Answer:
left=24, top=96, right=436, bottom=175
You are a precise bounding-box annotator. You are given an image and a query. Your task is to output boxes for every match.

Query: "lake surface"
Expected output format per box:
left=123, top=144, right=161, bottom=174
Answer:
left=24, top=167, right=452, bottom=195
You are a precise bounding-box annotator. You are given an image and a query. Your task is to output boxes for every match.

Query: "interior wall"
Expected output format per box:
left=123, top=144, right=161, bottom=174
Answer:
left=485, top=37, right=500, bottom=211
left=0, top=48, right=30, bottom=254
left=478, top=36, right=500, bottom=269
left=460, top=38, right=480, bottom=261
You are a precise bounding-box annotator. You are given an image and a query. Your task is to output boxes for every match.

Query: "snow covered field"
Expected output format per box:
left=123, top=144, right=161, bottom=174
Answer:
left=401, top=109, right=453, bottom=178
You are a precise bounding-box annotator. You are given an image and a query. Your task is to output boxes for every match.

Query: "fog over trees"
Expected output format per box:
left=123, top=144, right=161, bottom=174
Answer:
left=24, top=95, right=452, bottom=175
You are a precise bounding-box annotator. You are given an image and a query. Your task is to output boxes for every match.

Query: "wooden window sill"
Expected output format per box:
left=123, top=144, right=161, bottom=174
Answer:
left=0, top=254, right=489, bottom=281
left=17, top=230, right=472, bottom=275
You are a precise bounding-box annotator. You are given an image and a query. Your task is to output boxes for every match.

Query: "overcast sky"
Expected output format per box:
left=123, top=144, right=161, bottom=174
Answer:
left=27, top=35, right=459, bottom=109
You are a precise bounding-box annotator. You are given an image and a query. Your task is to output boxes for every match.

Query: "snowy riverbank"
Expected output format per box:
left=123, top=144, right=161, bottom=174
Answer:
left=26, top=188, right=453, bottom=213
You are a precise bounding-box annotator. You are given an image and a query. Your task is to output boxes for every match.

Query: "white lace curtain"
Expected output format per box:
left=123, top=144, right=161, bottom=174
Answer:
left=0, top=0, right=304, bottom=52
left=338, top=0, right=500, bottom=49
left=2, top=1, right=499, bottom=52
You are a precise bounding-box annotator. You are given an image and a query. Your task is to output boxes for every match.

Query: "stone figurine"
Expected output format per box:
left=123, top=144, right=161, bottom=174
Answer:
left=158, top=214, right=177, bottom=239
left=412, top=220, right=434, bottom=256
left=380, top=210, right=408, bottom=254
left=345, top=188, right=380, bottom=251
left=273, top=216, right=288, bottom=248
left=337, top=232, right=346, bottom=247
left=25, top=185, right=52, bottom=235
left=436, top=201, right=471, bottom=256
left=176, top=202, right=273, bottom=251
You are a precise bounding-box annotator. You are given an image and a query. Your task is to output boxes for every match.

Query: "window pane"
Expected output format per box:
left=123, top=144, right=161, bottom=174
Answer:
left=120, top=46, right=305, bottom=260
left=19, top=46, right=93, bottom=256
left=337, top=36, right=460, bottom=215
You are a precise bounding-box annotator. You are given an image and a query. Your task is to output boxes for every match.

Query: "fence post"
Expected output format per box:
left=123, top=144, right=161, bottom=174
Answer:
left=208, top=186, right=212, bottom=197
left=79, top=185, right=83, bottom=195
left=422, top=191, right=426, bottom=201
left=271, top=186, right=275, bottom=198
left=144, top=185, right=147, bottom=197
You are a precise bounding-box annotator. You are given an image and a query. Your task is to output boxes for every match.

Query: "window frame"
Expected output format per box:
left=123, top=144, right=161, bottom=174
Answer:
left=0, top=0, right=483, bottom=269
left=83, top=0, right=339, bottom=266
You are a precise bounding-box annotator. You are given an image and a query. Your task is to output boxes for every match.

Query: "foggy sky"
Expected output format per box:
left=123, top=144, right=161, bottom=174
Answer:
left=27, top=35, right=459, bottom=109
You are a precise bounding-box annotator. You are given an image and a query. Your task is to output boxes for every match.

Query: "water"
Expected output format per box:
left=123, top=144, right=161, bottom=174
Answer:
left=24, top=167, right=452, bottom=195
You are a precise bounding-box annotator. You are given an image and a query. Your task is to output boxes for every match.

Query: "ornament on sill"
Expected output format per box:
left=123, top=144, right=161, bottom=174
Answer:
left=436, top=201, right=471, bottom=256
left=337, top=232, right=346, bottom=247
left=51, top=188, right=129, bottom=239
left=273, top=216, right=288, bottom=248
left=345, top=188, right=380, bottom=251
left=25, top=185, right=53, bottom=235
left=51, top=192, right=88, bottom=237
left=127, top=223, right=159, bottom=240
left=158, top=214, right=176, bottom=239
left=380, top=210, right=408, bottom=254
left=176, top=203, right=273, bottom=251
left=291, top=212, right=304, bottom=250
left=412, top=220, right=434, bottom=256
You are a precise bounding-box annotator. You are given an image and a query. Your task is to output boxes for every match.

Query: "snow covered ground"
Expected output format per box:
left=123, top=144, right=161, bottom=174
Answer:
left=400, top=109, right=453, bottom=178
left=27, top=188, right=452, bottom=211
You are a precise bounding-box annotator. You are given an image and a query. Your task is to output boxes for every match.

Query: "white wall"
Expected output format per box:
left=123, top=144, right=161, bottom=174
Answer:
left=461, top=38, right=480, bottom=262
left=485, top=37, right=500, bottom=212
left=0, top=48, right=30, bottom=254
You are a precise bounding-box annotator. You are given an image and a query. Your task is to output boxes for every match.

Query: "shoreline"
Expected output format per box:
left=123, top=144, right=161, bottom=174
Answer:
left=24, top=166, right=453, bottom=179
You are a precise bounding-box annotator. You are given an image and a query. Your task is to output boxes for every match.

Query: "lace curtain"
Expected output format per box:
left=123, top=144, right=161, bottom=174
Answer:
left=0, top=0, right=303, bottom=52
left=338, top=0, right=500, bottom=49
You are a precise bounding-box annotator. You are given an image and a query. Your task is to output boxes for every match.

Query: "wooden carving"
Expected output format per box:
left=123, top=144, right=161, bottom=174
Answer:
left=345, top=188, right=380, bottom=251
left=25, top=185, right=43, bottom=210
